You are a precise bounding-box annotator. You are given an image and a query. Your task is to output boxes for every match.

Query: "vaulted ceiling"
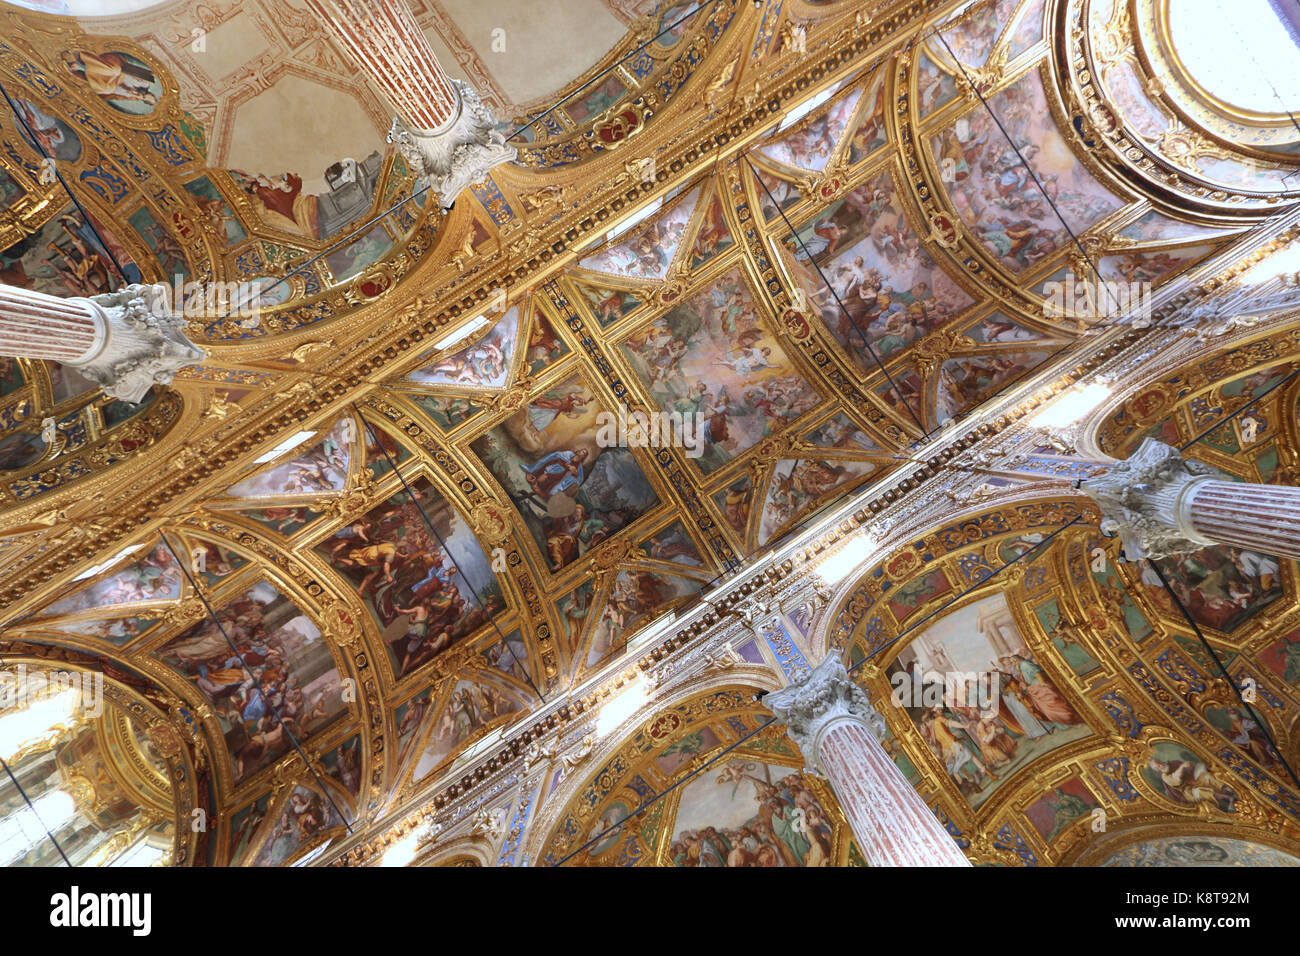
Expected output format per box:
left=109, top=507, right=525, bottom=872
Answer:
left=0, top=0, right=1297, bottom=865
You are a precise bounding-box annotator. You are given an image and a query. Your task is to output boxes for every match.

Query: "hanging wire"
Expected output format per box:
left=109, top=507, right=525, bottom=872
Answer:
left=1137, top=361, right=1300, bottom=789
left=1178, top=367, right=1300, bottom=452
left=550, top=503, right=1082, bottom=864
left=157, top=531, right=354, bottom=833
left=353, top=406, right=547, bottom=704
left=0, top=753, right=71, bottom=866
left=1143, top=556, right=1300, bottom=790
left=930, top=31, right=1127, bottom=322
left=10, top=3, right=1296, bottom=866
left=551, top=349, right=1300, bottom=864
left=745, top=151, right=931, bottom=438
left=0, top=77, right=130, bottom=285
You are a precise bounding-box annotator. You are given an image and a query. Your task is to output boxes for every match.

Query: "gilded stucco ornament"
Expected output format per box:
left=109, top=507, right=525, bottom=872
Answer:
left=417, top=819, right=444, bottom=848
left=521, top=739, right=556, bottom=773
left=386, top=81, right=517, bottom=210
left=1080, top=437, right=1224, bottom=560
left=700, top=641, right=745, bottom=672
left=560, top=731, right=597, bottom=772
left=469, top=804, right=506, bottom=839
left=764, top=652, right=886, bottom=775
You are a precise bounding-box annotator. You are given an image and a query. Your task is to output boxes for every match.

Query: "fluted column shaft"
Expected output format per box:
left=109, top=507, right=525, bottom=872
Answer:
left=1080, top=437, right=1300, bottom=560
left=0, top=282, right=204, bottom=403
left=306, top=0, right=460, bottom=133
left=307, top=0, right=514, bottom=208
left=0, top=285, right=104, bottom=363
left=818, top=717, right=971, bottom=866
left=765, top=653, right=971, bottom=867
left=1186, top=480, right=1300, bottom=559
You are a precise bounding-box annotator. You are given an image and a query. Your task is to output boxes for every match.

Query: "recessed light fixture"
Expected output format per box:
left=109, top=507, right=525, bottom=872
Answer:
left=253, top=430, right=316, bottom=465
left=596, top=675, right=652, bottom=738
left=1026, top=382, right=1111, bottom=430
left=72, top=544, right=145, bottom=582
left=605, top=197, right=663, bottom=243
left=814, top=533, right=876, bottom=585
left=777, top=88, right=832, bottom=132
left=379, top=831, right=422, bottom=868
left=1241, top=241, right=1300, bottom=287
left=432, top=313, right=491, bottom=352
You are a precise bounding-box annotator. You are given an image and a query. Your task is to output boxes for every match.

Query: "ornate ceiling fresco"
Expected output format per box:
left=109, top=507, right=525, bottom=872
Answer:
left=531, top=339, right=1300, bottom=868
left=0, top=0, right=1299, bottom=867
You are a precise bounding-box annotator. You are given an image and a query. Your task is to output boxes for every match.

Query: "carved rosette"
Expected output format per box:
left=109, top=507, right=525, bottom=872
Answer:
left=764, top=652, right=885, bottom=773
left=1080, top=438, right=1222, bottom=560
left=71, top=284, right=207, bottom=404
left=387, top=81, right=517, bottom=210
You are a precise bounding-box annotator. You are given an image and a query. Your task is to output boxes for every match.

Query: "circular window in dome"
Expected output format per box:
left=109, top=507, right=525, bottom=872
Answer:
left=2, top=0, right=171, bottom=15
left=1165, top=0, right=1300, bottom=120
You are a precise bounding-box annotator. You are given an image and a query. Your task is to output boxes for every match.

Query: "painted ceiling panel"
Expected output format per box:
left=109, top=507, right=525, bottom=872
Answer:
left=3, top=0, right=1300, bottom=867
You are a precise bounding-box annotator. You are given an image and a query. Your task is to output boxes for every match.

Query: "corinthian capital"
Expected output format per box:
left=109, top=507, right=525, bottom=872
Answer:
left=387, top=81, right=517, bottom=210
left=764, top=653, right=885, bottom=773
left=1079, top=437, right=1223, bottom=560
left=72, top=283, right=206, bottom=403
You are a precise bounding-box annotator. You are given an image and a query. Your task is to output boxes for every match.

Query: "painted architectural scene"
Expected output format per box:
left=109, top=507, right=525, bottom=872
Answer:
left=668, top=761, right=837, bottom=866
left=889, top=594, right=1090, bottom=807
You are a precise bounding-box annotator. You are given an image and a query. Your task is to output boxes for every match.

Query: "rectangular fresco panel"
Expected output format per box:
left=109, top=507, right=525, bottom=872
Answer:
left=669, top=761, right=837, bottom=866
left=930, top=70, right=1122, bottom=271
left=620, top=270, right=820, bottom=474
left=471, top=377, right=658, bottom=571
left=316, top=477, right=502, bottom=677
left=159, top=580, right=344, bottom=781
left=1147, top=546, right=1282, bottom=633
left=789, top=170, right=975, bottom=370
left=890, top=594, right=1090, bottom=808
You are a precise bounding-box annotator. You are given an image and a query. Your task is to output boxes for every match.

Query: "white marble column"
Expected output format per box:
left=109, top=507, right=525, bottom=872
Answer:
left=1080, top=437, right=1300, bottom=560
left=0, top=282, right=204, bottom=403
left=307, top=0, right=515, bottom=208
left=765, top=653, right=971, bottom=866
